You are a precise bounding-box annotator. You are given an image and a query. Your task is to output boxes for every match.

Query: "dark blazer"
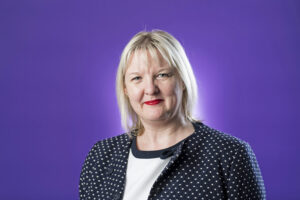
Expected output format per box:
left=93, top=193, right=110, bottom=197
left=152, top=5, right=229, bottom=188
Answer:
left=79, top=122, right=266, bottom=200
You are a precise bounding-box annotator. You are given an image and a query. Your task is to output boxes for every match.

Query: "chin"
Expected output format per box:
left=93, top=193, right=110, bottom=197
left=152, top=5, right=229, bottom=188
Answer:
left=143, top=114, right=171, bottom=122
left=144, top=116, right=164, bottom=121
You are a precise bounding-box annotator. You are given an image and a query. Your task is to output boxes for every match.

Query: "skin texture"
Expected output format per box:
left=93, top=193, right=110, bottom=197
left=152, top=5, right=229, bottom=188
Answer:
left=124, top=50, right=194, bottom=150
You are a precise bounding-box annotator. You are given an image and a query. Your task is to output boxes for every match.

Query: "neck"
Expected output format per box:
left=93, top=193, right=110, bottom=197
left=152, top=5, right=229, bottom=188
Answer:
left=137, top=116, right=194, bottom=150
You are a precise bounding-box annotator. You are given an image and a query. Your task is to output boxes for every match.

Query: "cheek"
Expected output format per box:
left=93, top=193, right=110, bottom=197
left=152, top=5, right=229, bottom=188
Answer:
left=163, top=81, right=181, bottom=97
left=164, top=82, right=183, bottom=106
left=126, top=85, right=142, bottom=102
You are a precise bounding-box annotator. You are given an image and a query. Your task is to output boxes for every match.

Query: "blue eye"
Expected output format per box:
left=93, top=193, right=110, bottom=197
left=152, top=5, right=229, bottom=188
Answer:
left=157, top=73, right=171, bottom=78
left=132, top=76, right=141, bottom=81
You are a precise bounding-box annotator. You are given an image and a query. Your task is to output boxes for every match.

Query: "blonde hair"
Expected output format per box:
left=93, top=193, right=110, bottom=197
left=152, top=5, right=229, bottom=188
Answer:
left=116, top=30, right=198, bottom=136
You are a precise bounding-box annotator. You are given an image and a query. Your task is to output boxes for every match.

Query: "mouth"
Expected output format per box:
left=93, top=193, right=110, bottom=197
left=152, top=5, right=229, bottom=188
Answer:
left=144, top=99, right=163, bottom=105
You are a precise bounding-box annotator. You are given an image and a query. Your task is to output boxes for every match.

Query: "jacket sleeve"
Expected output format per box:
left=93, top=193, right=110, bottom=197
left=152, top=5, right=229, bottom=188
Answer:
left=226, top=142, right=266, bottom=200
left=79, top=144, right=98, bottom=200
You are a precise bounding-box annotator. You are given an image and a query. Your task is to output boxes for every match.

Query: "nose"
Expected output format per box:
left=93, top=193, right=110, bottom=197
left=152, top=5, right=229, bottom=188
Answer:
left=144, top=77, right=159, bottom=95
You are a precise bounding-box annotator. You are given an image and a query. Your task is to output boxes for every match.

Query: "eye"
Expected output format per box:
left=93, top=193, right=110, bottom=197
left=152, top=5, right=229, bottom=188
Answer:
left=131, top=76, right=141, bottom=81
left=157, top=73, right=172, bottom=79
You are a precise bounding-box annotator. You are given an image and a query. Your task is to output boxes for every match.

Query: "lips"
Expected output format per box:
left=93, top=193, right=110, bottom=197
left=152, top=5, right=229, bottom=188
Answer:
left=144, top=99, right=163, bottom=105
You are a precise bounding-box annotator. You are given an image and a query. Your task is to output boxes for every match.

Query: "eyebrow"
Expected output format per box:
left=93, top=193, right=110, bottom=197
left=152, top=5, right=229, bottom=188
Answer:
left=126, top=67, right=173, bottom=76
left=127, top=72, right=140, bottom=76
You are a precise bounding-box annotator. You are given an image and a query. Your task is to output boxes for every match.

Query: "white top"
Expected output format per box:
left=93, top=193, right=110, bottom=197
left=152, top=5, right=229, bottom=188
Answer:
left=122, top=149, right=171, bottom=200
left=122, top=137, right=181, bottom=200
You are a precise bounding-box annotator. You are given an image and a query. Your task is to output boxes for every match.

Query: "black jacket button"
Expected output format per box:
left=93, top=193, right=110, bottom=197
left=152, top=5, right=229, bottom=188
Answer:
left=106, top=167, right=113, bottom=175
left=113, top=193, right=120, bottom=200
left=160, top=149, right=174, bottom=159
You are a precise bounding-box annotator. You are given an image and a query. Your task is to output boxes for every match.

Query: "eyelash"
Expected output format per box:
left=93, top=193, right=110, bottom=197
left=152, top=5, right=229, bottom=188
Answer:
left=131, top=73, right=172, bottom=81
left=157, top=73, right=171, bottom=78
left=131, top=76, right=141, bottom=81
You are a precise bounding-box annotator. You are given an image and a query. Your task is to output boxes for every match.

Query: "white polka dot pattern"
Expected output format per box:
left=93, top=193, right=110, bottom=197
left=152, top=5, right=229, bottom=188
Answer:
left=79, top=122, right=266, bottom=199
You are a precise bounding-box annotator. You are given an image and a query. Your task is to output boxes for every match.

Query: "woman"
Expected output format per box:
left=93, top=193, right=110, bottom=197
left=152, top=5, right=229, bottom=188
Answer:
left=79, top=30, right=266, bottom=200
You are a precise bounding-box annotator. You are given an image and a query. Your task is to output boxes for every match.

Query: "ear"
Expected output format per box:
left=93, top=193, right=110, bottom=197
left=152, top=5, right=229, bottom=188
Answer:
left=124, top=87, right=128, bottom=96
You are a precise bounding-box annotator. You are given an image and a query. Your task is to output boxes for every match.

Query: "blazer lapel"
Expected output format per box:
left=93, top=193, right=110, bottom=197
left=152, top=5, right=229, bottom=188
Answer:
left=107, top=134, right=132, bottom=198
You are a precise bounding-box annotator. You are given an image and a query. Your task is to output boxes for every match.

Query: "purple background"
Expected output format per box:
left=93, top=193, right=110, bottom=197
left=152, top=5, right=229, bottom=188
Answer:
left=1, top=0, right=299, bottom=199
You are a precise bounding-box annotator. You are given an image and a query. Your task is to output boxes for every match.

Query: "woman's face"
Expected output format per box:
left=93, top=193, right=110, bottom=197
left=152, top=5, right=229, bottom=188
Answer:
left=124, top=50, right=184, bottom=124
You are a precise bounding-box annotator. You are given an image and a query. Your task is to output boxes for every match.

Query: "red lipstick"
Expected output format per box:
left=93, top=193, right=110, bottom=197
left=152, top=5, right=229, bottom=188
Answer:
left=144, top=99, right=163, bottom=105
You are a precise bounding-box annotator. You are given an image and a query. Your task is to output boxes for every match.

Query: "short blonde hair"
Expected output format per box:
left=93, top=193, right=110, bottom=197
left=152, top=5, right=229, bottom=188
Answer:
left=116, top=30, right=198, bottom=136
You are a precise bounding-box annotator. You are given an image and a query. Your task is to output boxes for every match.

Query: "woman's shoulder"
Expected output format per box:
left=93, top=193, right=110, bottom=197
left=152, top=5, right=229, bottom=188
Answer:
left=87, top=132, right=131, bottom=156
left=96, top=132, right=131, bottom=145
left=192, top=122, right=251, bottom=156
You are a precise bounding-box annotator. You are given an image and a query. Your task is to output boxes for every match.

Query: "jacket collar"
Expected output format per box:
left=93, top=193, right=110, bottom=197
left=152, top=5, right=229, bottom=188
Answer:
left=116, top=121, right=203, bottom=172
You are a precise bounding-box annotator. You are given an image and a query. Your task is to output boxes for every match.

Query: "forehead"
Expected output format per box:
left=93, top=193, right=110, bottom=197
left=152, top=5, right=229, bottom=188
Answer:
left=125, top=49, right=171, bottom=73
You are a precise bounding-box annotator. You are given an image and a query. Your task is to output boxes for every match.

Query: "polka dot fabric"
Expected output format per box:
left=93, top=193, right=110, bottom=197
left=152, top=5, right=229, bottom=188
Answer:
left=79, top=122, right=266, bottom=199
